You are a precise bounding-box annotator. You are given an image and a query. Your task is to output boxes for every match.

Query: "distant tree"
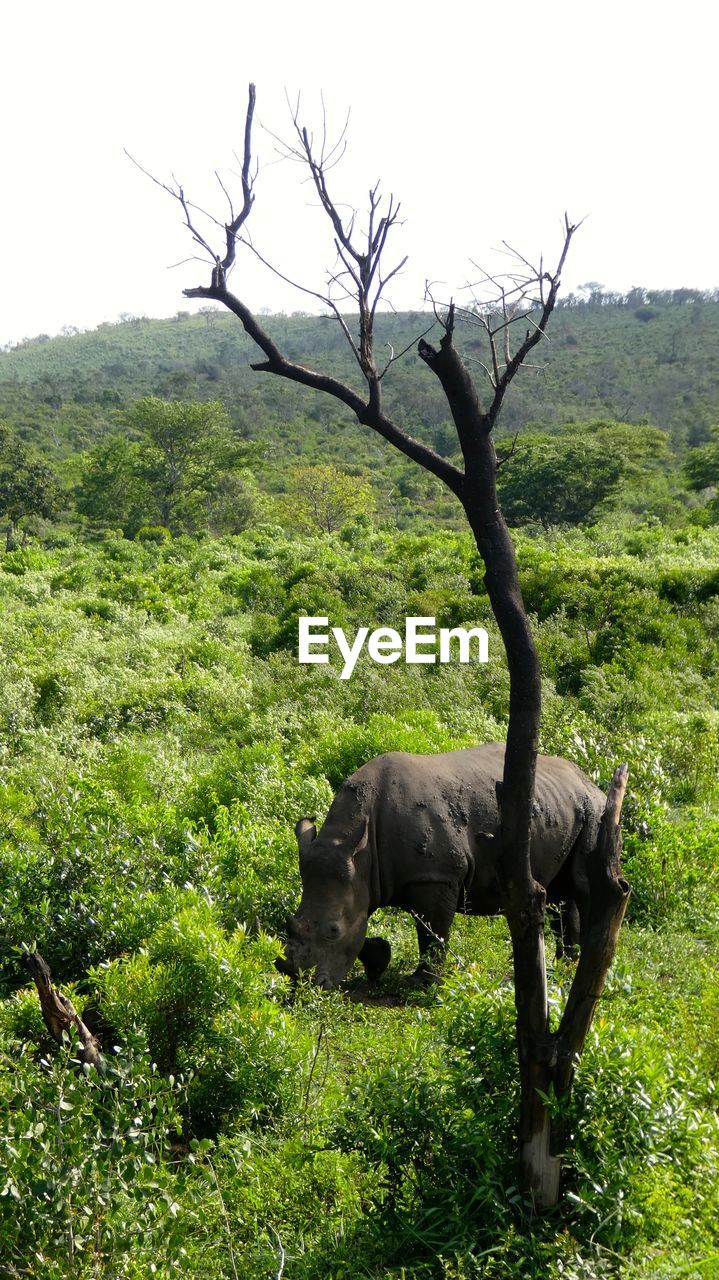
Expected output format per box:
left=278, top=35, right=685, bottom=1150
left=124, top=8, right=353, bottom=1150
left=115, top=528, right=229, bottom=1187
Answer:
left=577, top=281, right=606, bottom=305
left=625, top=286, right=647, bottom=308
left=75, top=436, right=149, bottom=536
left=128, top=397, right=244, bottom=532
left=0, top=423, right=60, bottom=550
left=672, top=288, right=702, bottom=306
left=430, top=421, right=459, bottom=458
left=205, top=470, right=262, bottom=534
left=684, top=429, right=719, bottom=491
left=498, top=434, right=622, bottom=526
left=76, top=399, right=248, bottom=536
left=279, top=464, right=374, bottom=534
left=499, top=421, right=671, bottom=527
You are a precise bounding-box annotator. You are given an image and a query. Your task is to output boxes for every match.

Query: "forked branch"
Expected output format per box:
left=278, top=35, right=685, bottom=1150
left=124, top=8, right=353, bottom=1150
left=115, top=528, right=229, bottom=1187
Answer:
left=451, top=216, right=582, bottom=429
left=282, top=106, right=408, bottom=395
left=127, top=84, right=257, bottom=291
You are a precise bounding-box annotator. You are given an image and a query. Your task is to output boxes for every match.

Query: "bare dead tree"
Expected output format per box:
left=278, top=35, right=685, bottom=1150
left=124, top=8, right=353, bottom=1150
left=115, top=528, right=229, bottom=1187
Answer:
left=147, top=84, right=630, bottom=1209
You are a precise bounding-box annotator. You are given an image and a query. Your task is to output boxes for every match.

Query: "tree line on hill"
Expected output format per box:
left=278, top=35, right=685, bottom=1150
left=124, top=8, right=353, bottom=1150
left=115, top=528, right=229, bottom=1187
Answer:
left=2, top=392, right=719, bottom=548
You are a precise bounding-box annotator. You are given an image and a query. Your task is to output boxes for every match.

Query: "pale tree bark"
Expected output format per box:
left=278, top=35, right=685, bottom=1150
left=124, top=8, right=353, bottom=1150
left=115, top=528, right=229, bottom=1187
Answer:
left=143, top=85, right=631, bottom=1207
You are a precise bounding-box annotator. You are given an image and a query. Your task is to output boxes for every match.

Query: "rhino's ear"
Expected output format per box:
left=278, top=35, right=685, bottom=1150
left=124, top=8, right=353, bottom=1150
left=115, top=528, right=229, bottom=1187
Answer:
left=295, top=818, right=317, bottom=860
left=351, top=818, right=369, bottom=860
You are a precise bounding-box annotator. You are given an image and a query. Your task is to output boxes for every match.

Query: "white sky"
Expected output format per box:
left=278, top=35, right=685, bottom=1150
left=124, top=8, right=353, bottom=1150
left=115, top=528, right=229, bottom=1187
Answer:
left=1, top=0, right=717, bottom=347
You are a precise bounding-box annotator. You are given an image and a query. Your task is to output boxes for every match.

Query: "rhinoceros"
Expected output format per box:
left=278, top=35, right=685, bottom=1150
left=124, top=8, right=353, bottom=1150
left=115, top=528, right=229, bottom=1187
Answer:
left=277, top=744, right=610, bottom=989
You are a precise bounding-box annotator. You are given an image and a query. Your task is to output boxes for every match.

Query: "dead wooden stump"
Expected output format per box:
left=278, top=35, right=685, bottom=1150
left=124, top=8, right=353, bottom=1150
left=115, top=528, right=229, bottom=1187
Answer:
left=21, top=952, right=103, bottom=1068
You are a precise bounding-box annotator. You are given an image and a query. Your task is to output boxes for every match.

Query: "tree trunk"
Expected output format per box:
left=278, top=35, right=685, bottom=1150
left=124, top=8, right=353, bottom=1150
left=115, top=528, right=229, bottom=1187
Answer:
left=418, top=324, right=630, bottom=1208
left=464, top=495, right=559, bottom=1203
left=553, top=765, right=631, bottom=1097
left=417, top=326, right=558, bottom=1199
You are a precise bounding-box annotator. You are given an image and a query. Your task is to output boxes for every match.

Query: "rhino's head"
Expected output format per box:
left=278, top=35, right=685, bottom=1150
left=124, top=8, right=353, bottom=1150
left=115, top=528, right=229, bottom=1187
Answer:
left=276, top=816, right=371, bottom=989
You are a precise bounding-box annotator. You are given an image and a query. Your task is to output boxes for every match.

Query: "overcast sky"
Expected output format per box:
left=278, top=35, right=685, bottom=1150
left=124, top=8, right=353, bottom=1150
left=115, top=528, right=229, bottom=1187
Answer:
left=1, top=0, right=716, bottom=347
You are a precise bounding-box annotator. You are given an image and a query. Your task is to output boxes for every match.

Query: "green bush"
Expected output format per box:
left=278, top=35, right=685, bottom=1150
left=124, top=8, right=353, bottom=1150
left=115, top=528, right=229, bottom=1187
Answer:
left=0, top=523, right=717, bottom=1276
left=136, top=524, right=173, bottom=544
left=623, top=811, right=719, bottom=928
left=0, top=1033, right=192, bottom=1278
left=91, top=897, right=307, bottom=1134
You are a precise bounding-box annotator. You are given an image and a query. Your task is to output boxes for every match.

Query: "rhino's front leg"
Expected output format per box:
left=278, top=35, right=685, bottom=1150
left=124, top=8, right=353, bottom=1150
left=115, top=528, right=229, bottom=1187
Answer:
left=358, top=936, right=392, bottom=981
left=408, top=883, right=459, bottom=986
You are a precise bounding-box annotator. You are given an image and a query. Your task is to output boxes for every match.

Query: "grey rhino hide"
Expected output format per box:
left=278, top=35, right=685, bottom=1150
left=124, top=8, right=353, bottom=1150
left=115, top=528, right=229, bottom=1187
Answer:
left=280, top=743, right=607, bottom=988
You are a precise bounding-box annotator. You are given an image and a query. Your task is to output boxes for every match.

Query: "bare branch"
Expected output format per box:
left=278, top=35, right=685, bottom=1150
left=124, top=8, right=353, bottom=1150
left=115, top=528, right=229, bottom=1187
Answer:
left=137, top=85, right=459, bottom=493
left=241, top=236, right=364, bottom=371
left=378, top=319, right=437, bottom=379
left=483, top=216, right=581, bottom=430
left=218, top=82, right=257, bottom=275
left=183, top=279, right=463, bottom=493
left=271, top=100, right=407, bottom=399
left=496, top=432, right=520, bottom=469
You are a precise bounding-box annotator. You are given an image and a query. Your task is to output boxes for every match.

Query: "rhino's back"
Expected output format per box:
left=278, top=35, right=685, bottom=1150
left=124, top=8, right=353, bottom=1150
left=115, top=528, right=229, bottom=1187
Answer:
left=350, top=744, right=603, bottom=820
left=342, top=745, right=605, bottom=904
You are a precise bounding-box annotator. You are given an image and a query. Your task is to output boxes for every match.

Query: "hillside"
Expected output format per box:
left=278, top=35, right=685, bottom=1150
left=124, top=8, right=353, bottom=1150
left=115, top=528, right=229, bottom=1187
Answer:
left=2, top=295, right=719, bottom=472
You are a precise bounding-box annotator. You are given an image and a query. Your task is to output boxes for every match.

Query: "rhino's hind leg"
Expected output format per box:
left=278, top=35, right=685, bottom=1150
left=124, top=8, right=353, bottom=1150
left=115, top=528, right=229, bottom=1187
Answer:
left=408, top=883, right=458, bottom=986
left=550, top=900, right=581, bottom=961
left=358, top=936, right=392, bottom=981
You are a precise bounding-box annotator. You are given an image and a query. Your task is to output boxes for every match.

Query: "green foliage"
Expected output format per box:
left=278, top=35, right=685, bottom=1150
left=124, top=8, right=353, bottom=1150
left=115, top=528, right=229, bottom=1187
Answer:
left=623, top=811, right=719, bottom=929
left=278, top=462, right=375, bottom=534
left=684, top=429, right=719, bottom=489
left=0, top=1033, right=192, bottom=1278
left=499, top=430, right=623, bottom=526
left=4, top=297, right=719, bottom=459
left=305, top=710, right=468, bottom=789
left=1, top=300, right=717, bottom=543
left=128, top=396, right=244, bottom=533
left=684, top=428, right=719, bottom=522
left=75, top=435, right=149, bottom=535
left=75, top=399, right=249, bottom=537
left=91, top=897, right=306, bottom=1134
left=136, top=524, right=173, bottom=543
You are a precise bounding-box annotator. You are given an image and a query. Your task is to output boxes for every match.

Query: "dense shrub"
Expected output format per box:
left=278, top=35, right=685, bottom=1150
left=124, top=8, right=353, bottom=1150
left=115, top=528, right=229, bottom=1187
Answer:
left=0, top=1033, right=191, bottom=1278
left=91, top=897, right=307, bottom=1134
